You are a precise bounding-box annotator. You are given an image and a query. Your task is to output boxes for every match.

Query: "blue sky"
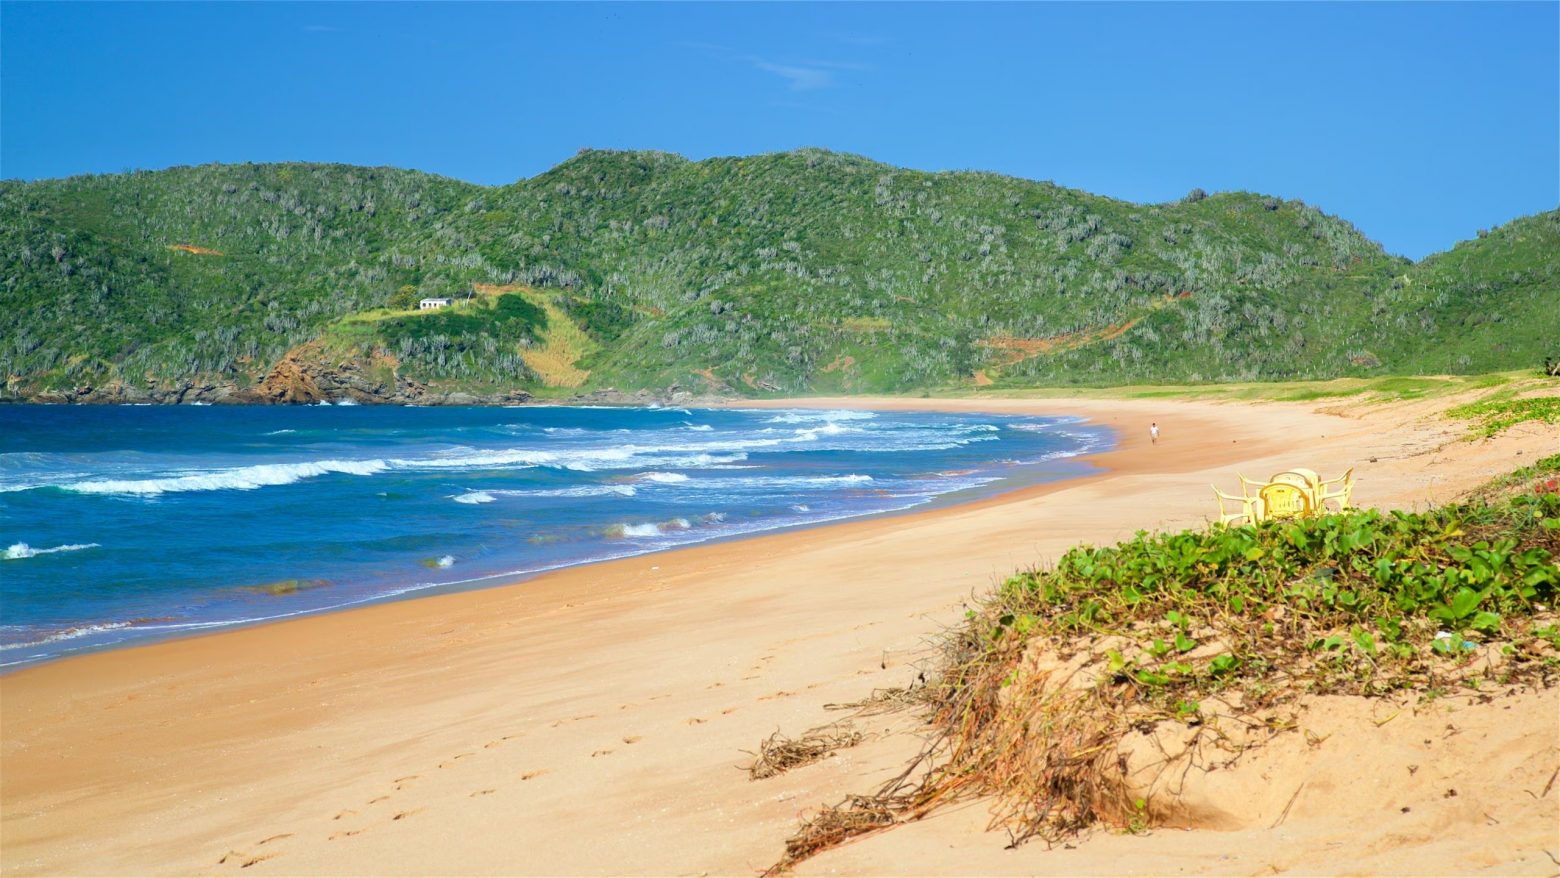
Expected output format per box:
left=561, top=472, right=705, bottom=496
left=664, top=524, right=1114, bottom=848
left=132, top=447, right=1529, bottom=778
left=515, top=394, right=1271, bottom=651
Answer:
left=2, top=2, right=1555, bottom=258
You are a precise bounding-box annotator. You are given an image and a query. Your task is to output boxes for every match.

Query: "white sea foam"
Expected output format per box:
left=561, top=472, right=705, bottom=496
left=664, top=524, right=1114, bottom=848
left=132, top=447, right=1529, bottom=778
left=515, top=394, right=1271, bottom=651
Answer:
left=265, top=429, right=297, bottom=435
left=4, top=542, right=100, bottom=560
left=0, top=621, right=131, bottom=649
left=791, top=422, right=862, bottom=441
left=454, top=484, right=637, bottom=503
left=436, top=555, right=455, bottom=568
left=403, top=448, right=558, bottom=469
left=614, top=517, right=692, bottom=538
left=637, top=472, right=690, bottom=483
left=684, top=424, right=714, bottom=431
left=530, top=485, right=638, bottom=498
left=644, top=473, right=873, bottom=492
left=764, top=410, right=878, bottom=424
left=67, top=459, right=389, bottom=495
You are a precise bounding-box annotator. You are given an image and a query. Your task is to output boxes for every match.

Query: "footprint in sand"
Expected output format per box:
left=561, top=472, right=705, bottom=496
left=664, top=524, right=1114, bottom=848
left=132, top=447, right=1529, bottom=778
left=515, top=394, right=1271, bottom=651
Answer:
left=393, top=775, right=419, bottom=784
left=367, top=795, right=390, bottom=805
left=256, top=834, right=292, bottom=845
left=438, top=753, right=473, bottom=768
left=334, top=810, right=357, bottom=821
left=218, top=850, right=279, bottom=869
left=687, top=717, right=707, bottom=725
left=591, top=749, right=614, bottom=757
left=469, top=789, right=496, bottom=797
left=392, top=808, right=424, bottom=821
left=721, top=707, right=738, bottom=715
left=622, top=735, right=642, bottom=744
left=520, top=770, right=546, bottom=780
left=328, top=829, right=365, bottom=841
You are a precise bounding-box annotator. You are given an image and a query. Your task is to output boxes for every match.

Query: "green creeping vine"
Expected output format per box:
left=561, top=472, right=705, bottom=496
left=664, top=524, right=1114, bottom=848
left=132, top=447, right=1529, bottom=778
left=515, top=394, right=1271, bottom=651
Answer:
left=987, top=491, right=1560, bottom=701
left=1448, top=397, right=1560, bottom=438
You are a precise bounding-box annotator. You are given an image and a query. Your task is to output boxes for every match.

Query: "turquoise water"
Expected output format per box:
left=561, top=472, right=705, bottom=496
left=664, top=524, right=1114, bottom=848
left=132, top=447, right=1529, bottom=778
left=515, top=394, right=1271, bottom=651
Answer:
left=0, top=404, right=1111, bottom=666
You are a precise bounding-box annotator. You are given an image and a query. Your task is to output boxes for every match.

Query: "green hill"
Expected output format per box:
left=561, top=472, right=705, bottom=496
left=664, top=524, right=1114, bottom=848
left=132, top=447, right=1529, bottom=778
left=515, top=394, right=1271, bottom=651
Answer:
left=2, top=150, right=1554, bottom=402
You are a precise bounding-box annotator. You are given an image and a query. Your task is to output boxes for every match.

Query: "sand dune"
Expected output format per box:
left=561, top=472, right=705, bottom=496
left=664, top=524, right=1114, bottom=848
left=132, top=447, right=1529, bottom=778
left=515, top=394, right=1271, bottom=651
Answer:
left=1, top=393, right=1556, bottom=876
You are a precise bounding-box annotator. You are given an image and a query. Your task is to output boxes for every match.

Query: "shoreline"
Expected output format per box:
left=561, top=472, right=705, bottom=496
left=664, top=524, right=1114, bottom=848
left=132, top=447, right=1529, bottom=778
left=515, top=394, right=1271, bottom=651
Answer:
left=0, top=406, right=1112, bottom=671
left=2, top=393, right=1553, bottom=876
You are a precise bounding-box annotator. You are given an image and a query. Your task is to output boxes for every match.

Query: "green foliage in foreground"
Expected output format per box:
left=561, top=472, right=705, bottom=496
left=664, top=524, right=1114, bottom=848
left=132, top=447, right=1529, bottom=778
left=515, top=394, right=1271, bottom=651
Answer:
left=988, top=492, right=1559, bottom=702
left=1447, top=396, right=1560, bottom=438
left=3, top=152, right=1557, bottom=397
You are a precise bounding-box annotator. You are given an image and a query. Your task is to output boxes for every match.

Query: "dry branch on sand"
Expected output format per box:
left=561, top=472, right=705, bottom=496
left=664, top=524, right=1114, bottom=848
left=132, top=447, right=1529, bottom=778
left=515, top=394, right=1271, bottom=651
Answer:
left=746, top=724, right=865, bottom=780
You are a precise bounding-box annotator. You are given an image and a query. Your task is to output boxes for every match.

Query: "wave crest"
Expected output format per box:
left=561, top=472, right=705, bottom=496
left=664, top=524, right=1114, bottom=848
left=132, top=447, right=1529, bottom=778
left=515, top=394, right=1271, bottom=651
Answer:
left=4, top=542, right=100, bottom=560
left=68, top=460, right=388, bottom=496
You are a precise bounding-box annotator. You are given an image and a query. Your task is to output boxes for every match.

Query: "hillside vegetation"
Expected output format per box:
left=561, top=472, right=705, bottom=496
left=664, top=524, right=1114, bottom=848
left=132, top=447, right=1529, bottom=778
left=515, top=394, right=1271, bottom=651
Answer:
left=2, top=150, right=1555, bottom=402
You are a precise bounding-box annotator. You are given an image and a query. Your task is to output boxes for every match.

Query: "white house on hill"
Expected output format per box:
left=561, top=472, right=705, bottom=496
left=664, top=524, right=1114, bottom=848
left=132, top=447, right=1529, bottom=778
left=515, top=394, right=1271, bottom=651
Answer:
left=418, top=297, right=454, bottom=310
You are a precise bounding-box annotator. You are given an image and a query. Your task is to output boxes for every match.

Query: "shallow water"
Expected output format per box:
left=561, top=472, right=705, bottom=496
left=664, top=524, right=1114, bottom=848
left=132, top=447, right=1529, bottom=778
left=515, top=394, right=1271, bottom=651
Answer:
left=0, top=404, right=1111, bottom=666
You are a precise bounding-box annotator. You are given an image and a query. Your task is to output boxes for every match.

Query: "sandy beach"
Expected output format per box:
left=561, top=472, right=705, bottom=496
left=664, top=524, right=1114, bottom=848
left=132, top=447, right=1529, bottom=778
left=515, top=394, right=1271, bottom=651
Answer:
left=2, top=393, right=1556, bottom=876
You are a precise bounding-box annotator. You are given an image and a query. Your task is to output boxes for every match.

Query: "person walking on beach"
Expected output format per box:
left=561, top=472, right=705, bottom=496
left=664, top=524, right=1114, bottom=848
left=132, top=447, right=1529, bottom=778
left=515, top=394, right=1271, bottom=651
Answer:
left=1150, top=422, right=1159, bottom=444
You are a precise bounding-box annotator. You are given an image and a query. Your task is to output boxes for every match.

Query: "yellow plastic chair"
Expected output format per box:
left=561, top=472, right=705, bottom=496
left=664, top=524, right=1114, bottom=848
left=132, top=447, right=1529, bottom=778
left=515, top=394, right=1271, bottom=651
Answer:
left=1213, top=485, right=1260, bottom=526
left=1276, top=468, right=1321, bottom=493
left=1258, top=480, right=1313, bottom=519
left=1237, top=473, right=1269, bottom=495
left=1318, top=467, right=1355, bottom=511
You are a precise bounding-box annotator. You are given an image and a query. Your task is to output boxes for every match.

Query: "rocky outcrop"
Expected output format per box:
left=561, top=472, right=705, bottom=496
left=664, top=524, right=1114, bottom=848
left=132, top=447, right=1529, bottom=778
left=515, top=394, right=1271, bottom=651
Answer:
left=250, top=344, right=536, bottom=406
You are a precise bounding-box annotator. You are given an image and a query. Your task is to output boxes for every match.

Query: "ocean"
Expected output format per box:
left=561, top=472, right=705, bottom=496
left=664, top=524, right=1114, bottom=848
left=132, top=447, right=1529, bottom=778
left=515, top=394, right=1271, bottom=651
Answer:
left=0, top=404, right=1111, bottom=667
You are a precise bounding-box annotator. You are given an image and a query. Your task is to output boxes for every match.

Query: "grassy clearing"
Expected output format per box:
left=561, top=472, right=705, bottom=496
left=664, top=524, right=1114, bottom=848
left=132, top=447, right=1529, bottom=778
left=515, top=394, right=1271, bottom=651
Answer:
left=520, top=296, right=595, bottom=390
left=768, top=480, right=1560, bottom=872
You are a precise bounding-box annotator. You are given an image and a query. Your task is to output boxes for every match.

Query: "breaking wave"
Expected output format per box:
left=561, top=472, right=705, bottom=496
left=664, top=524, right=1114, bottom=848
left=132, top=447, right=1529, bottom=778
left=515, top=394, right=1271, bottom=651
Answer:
left=5, top=542, right=101, bottom=560
left=67, top=460, right=390, bottom=495
left=610, top=518, right=694, bottom=538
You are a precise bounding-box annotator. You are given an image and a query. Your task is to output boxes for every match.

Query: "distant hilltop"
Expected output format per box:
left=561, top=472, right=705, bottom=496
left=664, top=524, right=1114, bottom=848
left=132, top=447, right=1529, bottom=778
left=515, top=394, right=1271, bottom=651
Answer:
left=2, top=149, right=1556, bottom=403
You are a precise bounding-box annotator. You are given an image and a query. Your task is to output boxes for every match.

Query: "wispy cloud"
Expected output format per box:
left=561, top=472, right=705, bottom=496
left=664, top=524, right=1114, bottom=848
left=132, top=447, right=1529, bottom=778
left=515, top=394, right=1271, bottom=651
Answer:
left=752, top=60, right=835, bottom=91
left=746, top=56, right=870, bottom=91
left=674, top=41, right=868, bottom=93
